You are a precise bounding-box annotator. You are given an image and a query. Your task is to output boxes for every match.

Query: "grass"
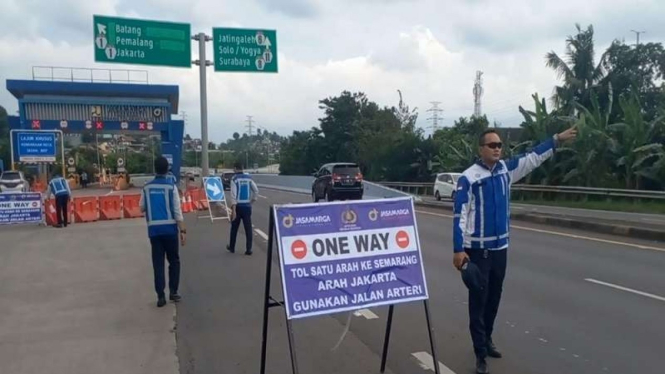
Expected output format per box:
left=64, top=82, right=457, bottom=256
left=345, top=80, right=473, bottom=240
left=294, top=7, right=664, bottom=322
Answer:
left=515, top=198, right=665, bottom=215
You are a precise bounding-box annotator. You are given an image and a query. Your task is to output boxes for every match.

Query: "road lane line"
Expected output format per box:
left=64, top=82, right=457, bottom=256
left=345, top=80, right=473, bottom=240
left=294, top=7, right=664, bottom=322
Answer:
left=258, top=194, right=267, bottom=199
left=584, top=278, right=665, bottom=302
left=353, top=309, right=378, bottom=319
left=415, top=210, right=665, bottom=252
left=254, top=228, right=269, bottom=241
left=411, top=352, right=456, bottom=374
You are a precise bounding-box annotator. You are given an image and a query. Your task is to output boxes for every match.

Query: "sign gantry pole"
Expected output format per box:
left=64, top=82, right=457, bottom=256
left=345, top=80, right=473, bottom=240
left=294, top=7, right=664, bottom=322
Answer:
left=192, top=33, right=213, bottom=178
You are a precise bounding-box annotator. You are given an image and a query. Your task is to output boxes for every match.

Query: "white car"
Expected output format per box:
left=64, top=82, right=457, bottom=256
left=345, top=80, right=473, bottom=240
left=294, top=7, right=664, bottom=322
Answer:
left=0, top=171, right=29, bottom=194
left=434, top=172, right=462, bottom=201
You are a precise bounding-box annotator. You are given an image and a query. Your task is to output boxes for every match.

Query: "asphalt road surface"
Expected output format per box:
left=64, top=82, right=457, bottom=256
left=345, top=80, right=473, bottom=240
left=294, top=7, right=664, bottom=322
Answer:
left=176, top=188, right=664, bottom=374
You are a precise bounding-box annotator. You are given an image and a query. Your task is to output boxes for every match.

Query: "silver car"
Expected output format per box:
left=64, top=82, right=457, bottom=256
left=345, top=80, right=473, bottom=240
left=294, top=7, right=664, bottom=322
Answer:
left=0, top=171, right=30, bottom=193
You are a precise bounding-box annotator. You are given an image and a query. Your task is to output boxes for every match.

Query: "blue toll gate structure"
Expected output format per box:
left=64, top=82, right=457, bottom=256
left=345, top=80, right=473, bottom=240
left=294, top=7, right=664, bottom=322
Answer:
left=5, top=76, right=184, bottom=179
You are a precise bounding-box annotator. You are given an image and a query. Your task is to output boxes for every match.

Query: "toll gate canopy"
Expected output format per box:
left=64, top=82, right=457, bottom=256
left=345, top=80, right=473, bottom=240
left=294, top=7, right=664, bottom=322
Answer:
left=5, top=76, right=184, bottom=177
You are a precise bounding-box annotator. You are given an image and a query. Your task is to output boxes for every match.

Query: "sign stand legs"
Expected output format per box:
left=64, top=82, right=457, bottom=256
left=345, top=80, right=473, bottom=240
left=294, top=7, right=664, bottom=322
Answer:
left=260, top=207, right=299, bottom=374
left=380, top=305, right=395, bottom=373
left=380, top=301, right=441, bottom=374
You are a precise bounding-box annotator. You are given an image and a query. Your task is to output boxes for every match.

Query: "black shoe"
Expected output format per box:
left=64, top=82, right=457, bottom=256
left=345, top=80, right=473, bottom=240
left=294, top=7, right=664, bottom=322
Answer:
left=169, top=294, right=182, bottom=302
left=226, top=245, right=235, bottom=253
left=476, top=357, right=489, bottom=374
left=54, top=224, right=63, bottom=228
left=245, top=250, right=253, bottom=256
left=487, top=341, right=502, bottom=358
left=157, top=298, right=167, bottom=307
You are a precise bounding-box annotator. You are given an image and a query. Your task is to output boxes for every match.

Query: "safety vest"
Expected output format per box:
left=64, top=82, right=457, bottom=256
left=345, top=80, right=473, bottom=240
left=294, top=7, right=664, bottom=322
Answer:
left=167, top=172, right=177, bottom=185
left=49, top=177, right=70, bottom=197
left=143, top=177, right=178, bottom=238
left=232, top=173, right=253, bottom=205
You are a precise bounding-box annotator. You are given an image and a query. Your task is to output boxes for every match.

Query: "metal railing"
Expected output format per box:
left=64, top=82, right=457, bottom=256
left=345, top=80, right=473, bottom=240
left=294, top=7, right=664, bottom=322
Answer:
left=378, top=181, right=665, bottom=201
left=32, top=66, right=149, bottom=84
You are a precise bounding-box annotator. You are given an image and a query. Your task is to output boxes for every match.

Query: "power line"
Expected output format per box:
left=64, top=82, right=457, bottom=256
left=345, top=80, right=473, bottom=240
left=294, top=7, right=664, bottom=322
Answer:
left=426, top=101, right=443, bottom=133
left=473, top=71, right=484, bottom=117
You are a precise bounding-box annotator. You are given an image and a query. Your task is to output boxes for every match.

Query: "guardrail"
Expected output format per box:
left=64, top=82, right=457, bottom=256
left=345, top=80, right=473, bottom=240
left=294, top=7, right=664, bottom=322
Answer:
left=378, top=182, right=665, bottom=201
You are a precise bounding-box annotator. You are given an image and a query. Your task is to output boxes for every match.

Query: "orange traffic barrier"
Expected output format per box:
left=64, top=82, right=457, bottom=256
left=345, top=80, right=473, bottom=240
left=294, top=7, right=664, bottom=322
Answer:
left=189, top=189, right=204, bottom=211
left=32, top=180, right=46, bottom=193
left=73, top=196, right=99, bottom=223
left=122, top=194, right=144, bottom=219
left=197, top=189, right=209, bottom=211
left=99, top=195, right=122, bottom=220
left=44, top=199, right=56, bottom=226
left=181, top=191, right=193, bottom=213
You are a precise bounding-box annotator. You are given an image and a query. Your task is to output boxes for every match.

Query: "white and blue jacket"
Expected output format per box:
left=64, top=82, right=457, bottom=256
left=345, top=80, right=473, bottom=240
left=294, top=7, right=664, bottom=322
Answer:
left=453, top=137, right=558, bottom=252
left=230, top=172, right=259, bottom=207
left=139, top=176, right=183, bottom=238
left=48, top=177, right=71, bottom=198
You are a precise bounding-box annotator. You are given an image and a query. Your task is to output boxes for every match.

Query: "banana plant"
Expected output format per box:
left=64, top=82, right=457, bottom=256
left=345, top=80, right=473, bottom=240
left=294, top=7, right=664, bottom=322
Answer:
left=609, top=93, right=665, bottom=188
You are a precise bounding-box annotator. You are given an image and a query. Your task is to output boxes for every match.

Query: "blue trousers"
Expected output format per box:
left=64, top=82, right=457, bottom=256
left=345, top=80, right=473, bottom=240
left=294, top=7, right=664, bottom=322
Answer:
left=466, top=248, right=507, bottom=358
left=150, top=235, right=180, bottom=299
left=229, top=205, right=252, bottom=251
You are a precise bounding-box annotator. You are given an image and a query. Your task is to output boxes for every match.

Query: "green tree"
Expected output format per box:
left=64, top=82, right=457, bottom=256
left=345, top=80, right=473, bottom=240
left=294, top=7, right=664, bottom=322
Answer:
left=546, top=24, right=608, bottom=115
left=603, top=41, right=665, bottom=122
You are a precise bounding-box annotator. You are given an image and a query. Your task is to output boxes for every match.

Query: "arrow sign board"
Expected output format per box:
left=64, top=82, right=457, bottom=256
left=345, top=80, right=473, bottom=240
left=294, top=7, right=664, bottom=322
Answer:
left=203, top=177, right=225, bottom=201
left=93, top=15, right=191, bottom=68
left=212, top=28, right=278, bottom=73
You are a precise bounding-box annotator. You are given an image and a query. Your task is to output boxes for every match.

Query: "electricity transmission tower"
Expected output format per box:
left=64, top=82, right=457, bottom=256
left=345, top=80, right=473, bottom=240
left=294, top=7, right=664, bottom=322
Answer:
left=473, top=71, right=484, bottom=117
left=426, top=102, right=443, bottom=133
left=245, top=115, right=255, bottom=137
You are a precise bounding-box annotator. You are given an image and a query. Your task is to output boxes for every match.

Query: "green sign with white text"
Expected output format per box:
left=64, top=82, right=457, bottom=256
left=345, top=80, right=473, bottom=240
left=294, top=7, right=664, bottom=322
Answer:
left=212, top=28, right=278, bottom=73
left=93, top=15, right=191, bottom=68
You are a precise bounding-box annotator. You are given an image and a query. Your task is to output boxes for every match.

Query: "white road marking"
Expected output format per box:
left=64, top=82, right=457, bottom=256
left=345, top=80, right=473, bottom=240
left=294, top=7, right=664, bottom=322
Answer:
left=104, top=190, right=115, bottom=196
left=254, top=228, right=269, bottom=241
left=415, top=210, right=665, bottom=252
left=258, top=194, right=268, bottom=199
left=353, top=309, right=379, bottom=319
left=584, top=278, right=665, bottom=302
left=411, top=352, right=456, bottom=374
left=538, top=338, right=548, bottom=343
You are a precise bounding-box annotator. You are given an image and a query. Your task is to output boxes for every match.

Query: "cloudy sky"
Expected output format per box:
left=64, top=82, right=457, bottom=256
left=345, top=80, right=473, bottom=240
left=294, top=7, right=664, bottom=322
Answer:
left=1, top=0, right=664, bottom=143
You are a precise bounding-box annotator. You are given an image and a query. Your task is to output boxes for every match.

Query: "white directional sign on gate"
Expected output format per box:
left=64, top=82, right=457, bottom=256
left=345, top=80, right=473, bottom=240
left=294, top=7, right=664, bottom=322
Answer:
left=202, top=176, right=229, bottom=222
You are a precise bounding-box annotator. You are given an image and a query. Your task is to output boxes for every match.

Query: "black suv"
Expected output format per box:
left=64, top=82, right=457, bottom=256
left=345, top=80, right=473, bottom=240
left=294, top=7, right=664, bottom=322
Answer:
left=312, top=163, right=364, bottom=202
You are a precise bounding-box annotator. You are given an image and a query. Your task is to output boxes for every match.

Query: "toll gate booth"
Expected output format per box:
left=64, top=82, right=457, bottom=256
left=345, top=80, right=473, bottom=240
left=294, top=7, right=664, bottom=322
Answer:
left=5, top=70, right=184, bottom=183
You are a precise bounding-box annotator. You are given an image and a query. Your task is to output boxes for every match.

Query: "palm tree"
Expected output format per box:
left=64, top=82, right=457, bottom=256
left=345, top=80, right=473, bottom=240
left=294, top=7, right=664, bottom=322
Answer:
left=546, top=24, right=608, bottom=115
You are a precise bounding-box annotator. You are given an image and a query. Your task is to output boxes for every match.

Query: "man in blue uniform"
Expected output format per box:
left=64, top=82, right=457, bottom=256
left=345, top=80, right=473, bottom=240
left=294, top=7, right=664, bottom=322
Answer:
left=453, top=126, right=577, bottom=374
left=226, top=162, right=259, bottom=256
left=140, top=157, right=187, bottom=308
left=48, top=173, right=72, bottom=228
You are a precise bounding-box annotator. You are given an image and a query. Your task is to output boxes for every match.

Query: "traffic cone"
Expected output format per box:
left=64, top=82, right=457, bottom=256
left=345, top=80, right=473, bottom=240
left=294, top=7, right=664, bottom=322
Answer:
left=183, top=192, right=193, bottom=213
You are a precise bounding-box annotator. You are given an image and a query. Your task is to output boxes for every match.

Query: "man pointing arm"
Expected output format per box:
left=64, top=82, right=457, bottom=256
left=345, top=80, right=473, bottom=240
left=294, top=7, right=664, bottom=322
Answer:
left=452, top=125, right=577, bottom=374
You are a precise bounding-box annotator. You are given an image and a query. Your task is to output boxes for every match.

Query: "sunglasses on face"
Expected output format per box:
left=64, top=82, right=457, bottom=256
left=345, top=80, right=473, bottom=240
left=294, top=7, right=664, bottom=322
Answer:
left=483, top=142, right=503, bottom=149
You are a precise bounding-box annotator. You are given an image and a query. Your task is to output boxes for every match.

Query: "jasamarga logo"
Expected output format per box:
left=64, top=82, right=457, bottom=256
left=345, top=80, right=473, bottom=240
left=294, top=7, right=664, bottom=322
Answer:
left=295, top=215, right=332, bottom=225
left=380, top=209, right=410, bottom=218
